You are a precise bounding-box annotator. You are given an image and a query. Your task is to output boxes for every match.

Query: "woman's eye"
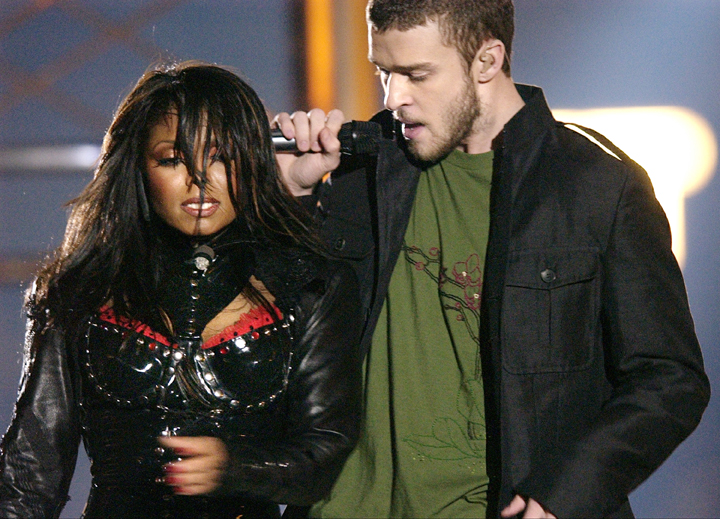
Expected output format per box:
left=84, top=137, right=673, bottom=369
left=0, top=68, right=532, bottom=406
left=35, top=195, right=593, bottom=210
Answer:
left=208, top=147, right=221, bottom=164
left=156, top=157, right=182, bottom=167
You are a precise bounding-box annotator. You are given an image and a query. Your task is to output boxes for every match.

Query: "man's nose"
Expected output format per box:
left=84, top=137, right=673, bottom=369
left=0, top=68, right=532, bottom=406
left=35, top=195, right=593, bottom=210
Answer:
left=383, top=73, right=411, bottom=111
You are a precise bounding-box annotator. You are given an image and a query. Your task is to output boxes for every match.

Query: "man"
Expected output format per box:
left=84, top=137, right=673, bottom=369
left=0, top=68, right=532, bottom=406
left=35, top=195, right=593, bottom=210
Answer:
left=274, top=1, right=710, bottom=517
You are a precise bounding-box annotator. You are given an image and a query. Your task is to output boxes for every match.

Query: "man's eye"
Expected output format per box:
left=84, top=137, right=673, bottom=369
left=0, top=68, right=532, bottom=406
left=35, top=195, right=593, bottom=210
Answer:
left=408, top=74, right=428, bottom=83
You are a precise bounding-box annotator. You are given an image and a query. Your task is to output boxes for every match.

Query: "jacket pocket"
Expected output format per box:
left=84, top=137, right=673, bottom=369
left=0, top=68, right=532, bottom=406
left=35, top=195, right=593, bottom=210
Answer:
left=502, top=248, right=599, bottom=374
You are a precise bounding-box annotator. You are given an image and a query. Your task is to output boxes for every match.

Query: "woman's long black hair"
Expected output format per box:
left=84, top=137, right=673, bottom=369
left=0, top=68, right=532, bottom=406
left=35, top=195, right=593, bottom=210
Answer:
left=28, top=61, right=319, bottom=334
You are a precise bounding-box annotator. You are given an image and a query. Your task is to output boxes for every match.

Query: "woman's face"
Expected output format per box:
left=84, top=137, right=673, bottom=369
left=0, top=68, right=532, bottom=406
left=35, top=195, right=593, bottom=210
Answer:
left=145, top=114, right=237, bottom=236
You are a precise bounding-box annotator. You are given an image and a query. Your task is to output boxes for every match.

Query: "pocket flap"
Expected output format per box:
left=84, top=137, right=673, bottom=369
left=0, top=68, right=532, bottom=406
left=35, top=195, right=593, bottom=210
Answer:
left=505, top=247, right=599, bottom=290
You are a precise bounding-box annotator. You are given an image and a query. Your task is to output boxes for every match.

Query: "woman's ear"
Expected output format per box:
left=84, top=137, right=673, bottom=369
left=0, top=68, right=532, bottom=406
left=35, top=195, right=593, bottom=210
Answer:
left=474, top=39, right=505, bottom=82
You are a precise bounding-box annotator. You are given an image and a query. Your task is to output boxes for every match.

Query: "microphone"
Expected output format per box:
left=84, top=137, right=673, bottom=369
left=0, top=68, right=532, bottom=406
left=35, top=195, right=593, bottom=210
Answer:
left=272, top=120, right=381, bottom=156
left=192, top=244, right=215, bottom=272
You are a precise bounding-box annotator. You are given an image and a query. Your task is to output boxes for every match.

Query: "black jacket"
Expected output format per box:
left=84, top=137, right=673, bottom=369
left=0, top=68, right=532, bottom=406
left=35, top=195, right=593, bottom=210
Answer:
left=309, top=85, right=710, bottom=518
left=0, top=246, right=362, bottom=518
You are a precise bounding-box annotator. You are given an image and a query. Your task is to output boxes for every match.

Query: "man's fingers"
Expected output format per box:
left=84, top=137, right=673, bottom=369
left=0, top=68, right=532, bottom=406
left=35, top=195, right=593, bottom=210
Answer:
left=317, top=109, right=345, bottom=154
left=290, top=110, right=312, bottom=152
left=523, top=498, right=556, bottom=519
left=500, top=495, right=556, bottom=519
left=307, top=108, right=328, bottom=152
left=271, top=111, right=293, bottom=134
left=326, top=109, right=345, bottom=130
left=501, top=494, right=527, bottom=517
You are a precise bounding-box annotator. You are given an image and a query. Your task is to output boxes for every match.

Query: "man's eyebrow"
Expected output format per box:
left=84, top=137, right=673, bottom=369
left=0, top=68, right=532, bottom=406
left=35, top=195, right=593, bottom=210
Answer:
left=370, top=61, right=435, bottom=74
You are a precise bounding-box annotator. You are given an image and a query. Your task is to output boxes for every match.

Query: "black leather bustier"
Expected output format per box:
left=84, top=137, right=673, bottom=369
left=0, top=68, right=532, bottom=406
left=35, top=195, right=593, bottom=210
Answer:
left=83, top=305, right=293, bottom=421
left=78, top=228, right=290, bottom=518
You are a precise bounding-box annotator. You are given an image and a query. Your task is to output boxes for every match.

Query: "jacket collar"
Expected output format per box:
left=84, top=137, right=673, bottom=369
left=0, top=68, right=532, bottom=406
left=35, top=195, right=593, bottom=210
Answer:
left=498, top=85, right=557, bottom=186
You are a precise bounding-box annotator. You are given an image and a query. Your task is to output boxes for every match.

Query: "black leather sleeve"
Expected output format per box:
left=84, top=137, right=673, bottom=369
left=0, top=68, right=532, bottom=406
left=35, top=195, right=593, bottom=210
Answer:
left=218, top=258, right=363, bottom=506
left=0, top=322, right=82, bottom=519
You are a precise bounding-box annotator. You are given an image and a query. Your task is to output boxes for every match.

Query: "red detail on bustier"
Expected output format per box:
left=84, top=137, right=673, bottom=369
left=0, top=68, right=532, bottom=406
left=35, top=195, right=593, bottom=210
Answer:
left=97, top=306, right=172, bottom=346
left=202, top=305, right=282, bottom=349
left=97, top=304, right=282, bottom=350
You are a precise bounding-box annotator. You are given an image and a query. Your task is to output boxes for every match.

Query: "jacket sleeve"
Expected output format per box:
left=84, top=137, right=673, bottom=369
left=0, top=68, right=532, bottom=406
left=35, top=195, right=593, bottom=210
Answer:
left=517, top=162, right=710, bottom=517
left=0, top=320, right=82, bottom=519
left=217, top=259, right=363, bottom=506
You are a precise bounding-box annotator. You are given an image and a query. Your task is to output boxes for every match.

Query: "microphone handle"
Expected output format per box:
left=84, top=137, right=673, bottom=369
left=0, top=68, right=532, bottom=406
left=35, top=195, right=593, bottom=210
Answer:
left=271, top=132, right=301, bottom=153
left=272, top=120, right=381, bottom=156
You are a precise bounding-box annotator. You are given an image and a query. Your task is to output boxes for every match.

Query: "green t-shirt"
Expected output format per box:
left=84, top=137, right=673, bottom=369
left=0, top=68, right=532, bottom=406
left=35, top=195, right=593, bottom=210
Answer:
left=312, top=150, right=493, bottom=518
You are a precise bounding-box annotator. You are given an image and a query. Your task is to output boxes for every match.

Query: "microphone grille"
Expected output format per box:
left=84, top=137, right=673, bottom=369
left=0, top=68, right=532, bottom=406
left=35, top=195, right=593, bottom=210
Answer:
left=339, top=120, right=382, bottom=156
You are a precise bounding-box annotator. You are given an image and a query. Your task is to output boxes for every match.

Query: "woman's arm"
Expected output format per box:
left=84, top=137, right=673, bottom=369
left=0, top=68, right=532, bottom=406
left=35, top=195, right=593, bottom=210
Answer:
left=198, top=258, right=363, bottom=506
left=0, top=322, right=82, bottom=519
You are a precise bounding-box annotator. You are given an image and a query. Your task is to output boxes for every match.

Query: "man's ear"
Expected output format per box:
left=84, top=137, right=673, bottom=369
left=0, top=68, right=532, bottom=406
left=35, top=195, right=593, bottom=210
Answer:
left=474, top=39, right=505, bottom=82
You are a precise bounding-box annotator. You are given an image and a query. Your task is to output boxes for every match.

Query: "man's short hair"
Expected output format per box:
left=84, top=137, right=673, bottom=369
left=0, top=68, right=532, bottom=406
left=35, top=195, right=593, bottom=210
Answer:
left=367, top=0, right=514, bottom=75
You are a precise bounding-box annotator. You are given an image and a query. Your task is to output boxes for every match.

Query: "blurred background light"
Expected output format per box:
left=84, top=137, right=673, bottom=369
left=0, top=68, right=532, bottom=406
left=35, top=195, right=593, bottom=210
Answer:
left=0, top=144, right=101, bottom=172
left=553, top=107, right=718, bottom=266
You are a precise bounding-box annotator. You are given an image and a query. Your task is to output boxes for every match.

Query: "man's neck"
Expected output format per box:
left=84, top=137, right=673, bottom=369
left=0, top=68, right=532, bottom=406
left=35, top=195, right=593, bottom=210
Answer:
left=461, top=79, right=525, bottom=154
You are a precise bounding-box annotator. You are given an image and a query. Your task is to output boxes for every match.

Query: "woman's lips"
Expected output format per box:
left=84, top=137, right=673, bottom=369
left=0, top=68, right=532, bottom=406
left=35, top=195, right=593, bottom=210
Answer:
left=181, top=198, right=219, bottom=218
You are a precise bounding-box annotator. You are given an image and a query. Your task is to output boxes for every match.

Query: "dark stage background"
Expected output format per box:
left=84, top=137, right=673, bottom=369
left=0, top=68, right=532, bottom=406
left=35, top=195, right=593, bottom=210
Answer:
left=0, top=1, right=717, bottom=517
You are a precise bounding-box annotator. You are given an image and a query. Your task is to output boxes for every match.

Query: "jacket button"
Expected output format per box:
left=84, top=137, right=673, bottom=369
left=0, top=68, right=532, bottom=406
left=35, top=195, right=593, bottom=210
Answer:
left=540, top=269, right=556, bottom=283
left=333, top=237, right=346, bottom=251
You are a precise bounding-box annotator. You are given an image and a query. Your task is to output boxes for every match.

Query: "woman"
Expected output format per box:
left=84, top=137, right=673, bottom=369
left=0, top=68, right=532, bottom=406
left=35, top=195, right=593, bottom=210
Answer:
left=0, top=62, right=361, bottom=519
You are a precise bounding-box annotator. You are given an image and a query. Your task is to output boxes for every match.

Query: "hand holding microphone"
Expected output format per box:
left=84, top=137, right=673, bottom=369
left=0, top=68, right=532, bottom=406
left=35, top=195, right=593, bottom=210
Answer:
left=272, top=120, right=381, bottom=156
left=272, top=109, right=380, bottom=197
